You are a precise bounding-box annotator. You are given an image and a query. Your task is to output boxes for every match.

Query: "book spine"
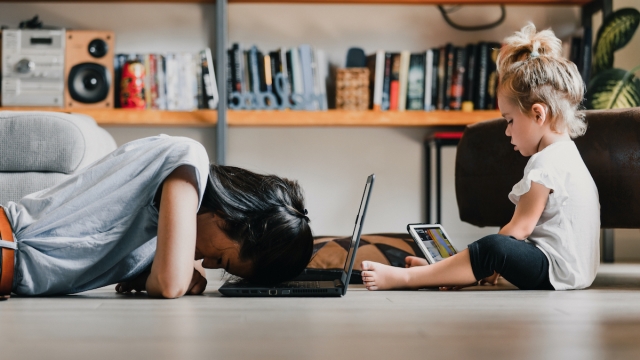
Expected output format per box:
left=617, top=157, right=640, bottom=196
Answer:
left=114, top=53, right=129, bottom=108
left=194, top=53, right=203, bottom=109
left=284, top=48, right=295, bottom=100
left=366, top=53, right=377, bottom=109
left=268, top=50, right=282, bottom=105
left=298, top=44, right=316, bottom=110
left=314, top=48, right=328, bottom=110
left=424, top=50, right=433, bottom=111
left=248, top=46, right=260, bottom=93
left=389, top=53, right=401, bottom=111
left=398, top=50, right=410, bottom=111
left=243, top=50, right=251, bottom=94
left=226, top=49, right=234, bottom=105
left=431, top=48, right=439, bottom=111
left=475, top=42, right=488, bottom=110
left=381, top=52, right=392, bottom=111
left=463, top=44, right=477, bottom=109
left=143, top=54, right=152, bottom=109
left=373, top=50, right=384, bottom=110
left=204, top=47, right=219, bottom=109
left=406, top=52, right=425, bottom=110
left=263, top=53, right=272, bottom=94
left=443, top=43, right=455, bottom=110
left=449, top=46, right=466, bottom=110
left=258, top=50, right=267, bottom=93
left=155, top=54, right=167, bottom=110
left=165, top=54, right=179, bottom=110
left=291, top=47, right=304, bottom=96
left=231, top=43, right=244, bottom=93
left=436, top=45, right=447, bottom=110
left=148, top=54, right=159, bottom=109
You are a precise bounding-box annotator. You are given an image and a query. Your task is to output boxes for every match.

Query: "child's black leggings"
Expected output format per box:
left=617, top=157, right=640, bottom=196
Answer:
left=467, top=234, right=554, bottom=290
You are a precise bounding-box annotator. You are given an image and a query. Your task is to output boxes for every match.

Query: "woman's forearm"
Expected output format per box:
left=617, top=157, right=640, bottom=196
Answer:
left=147, top=165, right=200, bottom=298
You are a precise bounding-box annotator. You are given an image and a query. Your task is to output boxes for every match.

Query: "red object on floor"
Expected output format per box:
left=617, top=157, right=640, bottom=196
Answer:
left=432, top=131, right=464, bottom=140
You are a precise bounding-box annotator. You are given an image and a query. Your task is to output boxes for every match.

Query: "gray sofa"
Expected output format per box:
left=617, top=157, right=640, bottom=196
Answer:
left=0, top=111, right=117, bottom=205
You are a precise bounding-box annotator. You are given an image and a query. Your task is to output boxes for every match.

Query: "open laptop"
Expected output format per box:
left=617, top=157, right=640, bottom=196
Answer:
left=218, top=174, right=375, bottom=297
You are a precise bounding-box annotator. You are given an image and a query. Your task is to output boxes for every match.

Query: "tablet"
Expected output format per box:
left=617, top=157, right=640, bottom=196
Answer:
left=406, top=223, right=458, bottom=264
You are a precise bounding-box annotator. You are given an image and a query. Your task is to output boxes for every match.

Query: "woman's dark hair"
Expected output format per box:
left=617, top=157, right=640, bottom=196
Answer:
left=201, top=165, right=313, bottom=285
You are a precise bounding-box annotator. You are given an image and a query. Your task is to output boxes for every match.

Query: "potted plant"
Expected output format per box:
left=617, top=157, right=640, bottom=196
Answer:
left=585, top=8, right=640, bottom=109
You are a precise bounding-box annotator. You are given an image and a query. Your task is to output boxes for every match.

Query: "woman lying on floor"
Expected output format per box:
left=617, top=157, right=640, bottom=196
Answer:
left=0, top=135, right=313, bottom=299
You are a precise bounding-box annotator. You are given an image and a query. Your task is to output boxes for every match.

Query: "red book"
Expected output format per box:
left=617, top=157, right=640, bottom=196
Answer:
left=389, top=81, right=399, bottom=110
left=389, top=53, right=401, bottom=110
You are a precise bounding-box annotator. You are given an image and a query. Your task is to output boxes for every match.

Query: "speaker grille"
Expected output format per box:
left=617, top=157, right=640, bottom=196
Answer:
left=68, top=63, right=111, bottom=104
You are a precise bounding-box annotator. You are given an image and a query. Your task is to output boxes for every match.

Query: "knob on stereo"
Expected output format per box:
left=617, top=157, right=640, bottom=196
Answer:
left=15, top=59, right=35, bottom=74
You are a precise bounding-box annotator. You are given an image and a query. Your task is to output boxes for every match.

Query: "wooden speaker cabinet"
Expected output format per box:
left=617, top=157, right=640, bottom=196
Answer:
left=64, top=30, right=114, bottom=108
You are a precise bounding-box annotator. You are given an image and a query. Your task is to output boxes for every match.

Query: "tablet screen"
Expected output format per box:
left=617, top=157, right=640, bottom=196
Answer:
left=413, top=226, right=456, bottom=262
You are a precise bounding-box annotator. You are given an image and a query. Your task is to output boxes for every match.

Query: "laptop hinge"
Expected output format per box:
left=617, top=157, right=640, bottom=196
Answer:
left=333, top=279, right=343, bottom=288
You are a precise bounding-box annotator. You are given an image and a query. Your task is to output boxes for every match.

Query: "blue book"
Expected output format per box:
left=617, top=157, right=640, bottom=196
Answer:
left=298, top=44, right=316, bottom=110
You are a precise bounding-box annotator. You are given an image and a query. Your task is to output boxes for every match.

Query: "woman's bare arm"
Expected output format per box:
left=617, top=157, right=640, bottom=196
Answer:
left=146, top=165, right=199, bottom=298
left=499, top=181, right=551, bottom=240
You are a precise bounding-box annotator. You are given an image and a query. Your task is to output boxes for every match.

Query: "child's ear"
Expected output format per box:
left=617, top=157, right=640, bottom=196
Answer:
left=531, top=103, right=547, bottom=125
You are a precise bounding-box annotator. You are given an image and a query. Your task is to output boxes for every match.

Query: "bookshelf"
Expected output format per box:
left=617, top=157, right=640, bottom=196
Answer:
left=0, top=0, right=609, bottom=162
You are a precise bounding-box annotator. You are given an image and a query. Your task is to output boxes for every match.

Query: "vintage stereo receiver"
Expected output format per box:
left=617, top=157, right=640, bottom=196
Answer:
left=1, top=29, right=66, bottom=107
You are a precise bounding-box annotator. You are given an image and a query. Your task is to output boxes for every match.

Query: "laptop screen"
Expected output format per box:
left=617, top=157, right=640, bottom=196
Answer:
left=342, top=175, right=374, bottom=282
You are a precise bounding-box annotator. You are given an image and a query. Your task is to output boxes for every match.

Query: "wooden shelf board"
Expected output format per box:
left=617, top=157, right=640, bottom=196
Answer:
left=0, top=0, right=594, bottom=4
left=229, top=0, right=592, bottom=4
left=0, top=108, right=502, bottom=126
left=0, top=107, right=217, bottom=127
left=228, top=110, right=502, bottom=126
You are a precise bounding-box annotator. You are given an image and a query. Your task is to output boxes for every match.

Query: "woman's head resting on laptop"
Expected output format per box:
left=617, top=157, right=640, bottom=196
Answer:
left=194, top=165, right=314, bottom=285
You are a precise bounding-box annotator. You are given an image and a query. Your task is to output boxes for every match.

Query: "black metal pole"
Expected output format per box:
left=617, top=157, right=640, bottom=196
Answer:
left=215, top=0, right=228, bottom=165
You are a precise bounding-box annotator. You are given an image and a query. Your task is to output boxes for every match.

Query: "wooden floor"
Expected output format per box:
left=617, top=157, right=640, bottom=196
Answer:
left=2, top=264, right=640, bottom=360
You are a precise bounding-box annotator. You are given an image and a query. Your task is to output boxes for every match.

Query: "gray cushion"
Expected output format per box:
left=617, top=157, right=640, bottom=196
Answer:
left=0, top=111, right=117, bottom=205
left=0, top=172, right=67, bottom=206
left=0, top=111, right=108, bottom=173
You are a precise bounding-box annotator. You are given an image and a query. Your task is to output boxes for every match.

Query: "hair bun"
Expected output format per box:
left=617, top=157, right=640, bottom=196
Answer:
left=497, top=22, right=563, bottom=73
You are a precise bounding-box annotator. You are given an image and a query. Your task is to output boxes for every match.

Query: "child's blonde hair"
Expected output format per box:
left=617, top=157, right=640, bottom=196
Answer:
left=497, top=23, right=586, bottom=138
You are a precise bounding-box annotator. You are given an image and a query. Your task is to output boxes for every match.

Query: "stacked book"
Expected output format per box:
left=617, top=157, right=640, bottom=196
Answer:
left=114, top=48, right=218, bottom=110
left=227, top=43, right=328, bottom=110
left=367, top=42, right=502, bottom=112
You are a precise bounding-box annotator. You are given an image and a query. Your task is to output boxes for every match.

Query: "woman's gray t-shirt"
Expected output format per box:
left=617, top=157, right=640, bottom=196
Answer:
left=5, top=135, right=210, bottom=296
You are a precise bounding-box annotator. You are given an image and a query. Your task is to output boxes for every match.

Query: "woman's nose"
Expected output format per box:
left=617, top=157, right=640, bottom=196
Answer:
left=505, top=126, right=511, bottom=136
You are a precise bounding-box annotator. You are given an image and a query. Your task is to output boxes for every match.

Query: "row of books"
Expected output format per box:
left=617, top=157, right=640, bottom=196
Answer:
left=226, top=43, right=329, bottom=110
left=114, top=48, right=219, bottom=110
left=366, top=42, right=502, bottom=112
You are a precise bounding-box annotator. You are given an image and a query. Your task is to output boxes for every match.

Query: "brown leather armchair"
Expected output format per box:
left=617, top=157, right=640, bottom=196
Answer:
left=455, top=107, right=640, bottom=262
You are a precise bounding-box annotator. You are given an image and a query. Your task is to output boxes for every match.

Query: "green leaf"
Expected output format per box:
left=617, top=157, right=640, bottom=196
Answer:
left=586, top=67, right=640, bottom=109
left=593, top=8, right=640, bottom=75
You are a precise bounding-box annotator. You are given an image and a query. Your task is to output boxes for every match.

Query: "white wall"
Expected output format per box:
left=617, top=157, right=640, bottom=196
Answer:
left=3, top=2, right=638, bottom=256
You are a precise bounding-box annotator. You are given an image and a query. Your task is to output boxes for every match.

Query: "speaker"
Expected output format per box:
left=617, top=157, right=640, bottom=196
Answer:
left=64, top=30, right=114, bottom=108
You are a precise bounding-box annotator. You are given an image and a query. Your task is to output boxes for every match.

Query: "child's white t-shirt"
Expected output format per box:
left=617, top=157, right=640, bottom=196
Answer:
left=509, top=140, right=600, bottom=290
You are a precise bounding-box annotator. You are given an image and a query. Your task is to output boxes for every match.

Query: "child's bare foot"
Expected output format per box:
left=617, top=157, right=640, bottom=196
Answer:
left=405, top=256, right=429, bottom=268
left=361, top=261, right=414, bottom=290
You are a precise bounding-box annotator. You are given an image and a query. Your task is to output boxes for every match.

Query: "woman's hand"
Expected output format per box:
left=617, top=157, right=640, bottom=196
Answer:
left=116, top=270, right=150, bottom=294
left=186, top=267, right=207, bottom=295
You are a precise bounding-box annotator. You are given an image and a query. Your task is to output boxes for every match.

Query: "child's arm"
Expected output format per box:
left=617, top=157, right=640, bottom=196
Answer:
left=499, top=181, right=551, bottom=240
left=146, top=165, right=200, bottom=298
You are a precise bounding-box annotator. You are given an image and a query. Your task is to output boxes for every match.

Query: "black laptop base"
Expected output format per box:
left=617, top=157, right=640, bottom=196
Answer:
left=218, top=279, right=343, bottom=297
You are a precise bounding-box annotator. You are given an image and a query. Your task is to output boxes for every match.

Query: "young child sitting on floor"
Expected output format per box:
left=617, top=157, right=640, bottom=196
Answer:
left=361, top=23, right=600, bottom=291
